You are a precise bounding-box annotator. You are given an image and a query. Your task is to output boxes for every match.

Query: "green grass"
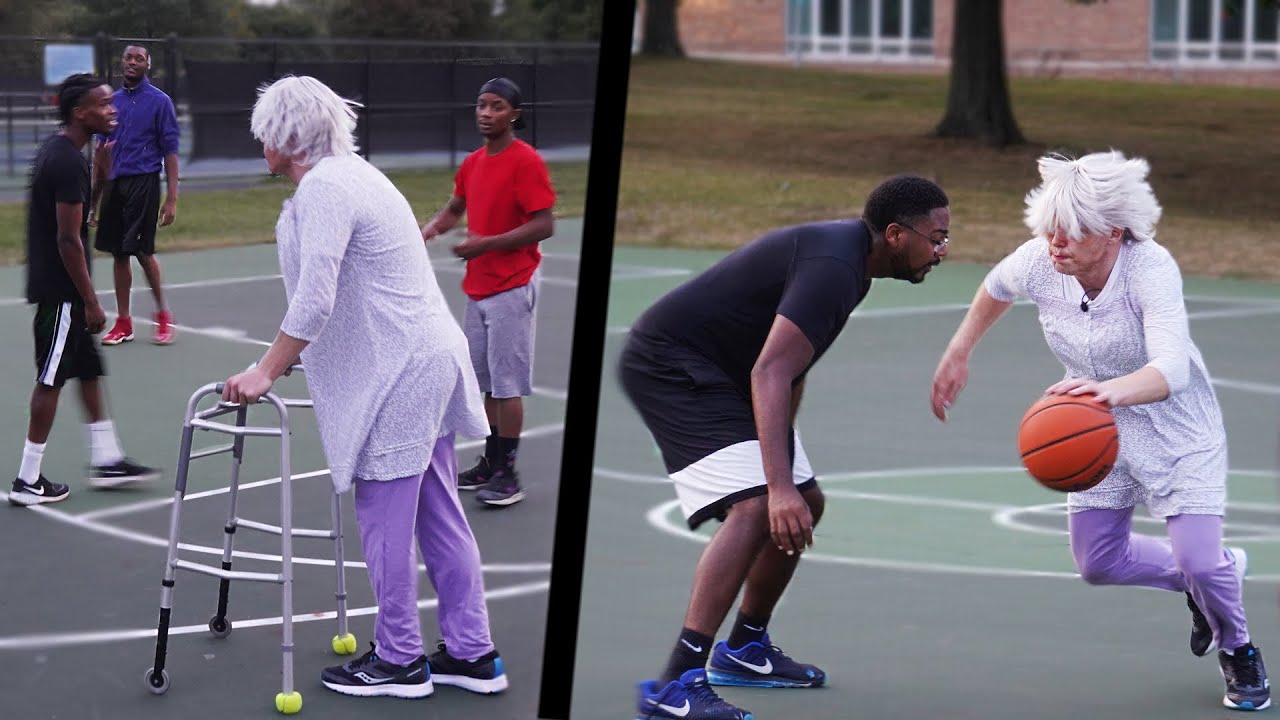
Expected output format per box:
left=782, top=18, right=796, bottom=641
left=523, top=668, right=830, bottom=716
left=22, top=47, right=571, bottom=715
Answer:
left=0, top=161, right=589, bottom=264
left=617, top=58, right=1280, bottom=280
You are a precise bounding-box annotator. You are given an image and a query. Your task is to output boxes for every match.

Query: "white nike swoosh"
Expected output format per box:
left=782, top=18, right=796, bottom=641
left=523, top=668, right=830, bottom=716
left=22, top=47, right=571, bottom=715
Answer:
left=24, top=485, right=46, bottom=496
left=655, top=700, right=691, bottom=717
left=680, top=640, right=703, bottom=652
left=725, top=654, right=773, bottom=674
left=743, top=624, right=764, bottom=631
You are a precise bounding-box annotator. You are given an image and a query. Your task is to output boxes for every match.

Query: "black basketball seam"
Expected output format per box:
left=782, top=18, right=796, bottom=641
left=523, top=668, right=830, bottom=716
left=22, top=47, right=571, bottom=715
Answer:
left=1040, top=435, right=1120, bottom=486
left=1024, top=400, right=1113, bottom=425
left=1020, top=422, right=1116, bottom=459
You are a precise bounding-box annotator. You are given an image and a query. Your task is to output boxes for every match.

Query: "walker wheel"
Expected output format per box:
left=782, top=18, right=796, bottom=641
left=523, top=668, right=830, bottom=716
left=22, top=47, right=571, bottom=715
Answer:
left=209, top=616, right=233, bottom=639
left=144, top=667, right=170, bottom=695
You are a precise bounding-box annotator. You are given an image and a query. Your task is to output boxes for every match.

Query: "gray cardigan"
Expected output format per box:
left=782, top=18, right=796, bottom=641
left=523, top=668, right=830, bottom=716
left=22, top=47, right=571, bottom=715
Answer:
left=273, top=153, right=490, bottom=494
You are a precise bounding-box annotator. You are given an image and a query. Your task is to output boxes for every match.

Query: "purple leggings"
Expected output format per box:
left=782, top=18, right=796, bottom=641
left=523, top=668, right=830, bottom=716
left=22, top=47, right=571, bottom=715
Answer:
left=352, top=433, right=495, bottom=666
left=1069, top=508, right=1249, bottom=650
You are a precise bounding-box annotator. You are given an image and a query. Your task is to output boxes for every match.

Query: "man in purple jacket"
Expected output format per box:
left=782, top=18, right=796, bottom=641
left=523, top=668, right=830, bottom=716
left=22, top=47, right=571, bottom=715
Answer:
left=90, top=44, right=179, bottom=346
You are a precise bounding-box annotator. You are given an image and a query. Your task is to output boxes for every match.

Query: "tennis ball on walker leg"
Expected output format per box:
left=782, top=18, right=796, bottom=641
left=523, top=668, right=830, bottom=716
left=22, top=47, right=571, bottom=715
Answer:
left=275, top=691, right=302, bottom=714
left=332, top=632, right=357, bottom=655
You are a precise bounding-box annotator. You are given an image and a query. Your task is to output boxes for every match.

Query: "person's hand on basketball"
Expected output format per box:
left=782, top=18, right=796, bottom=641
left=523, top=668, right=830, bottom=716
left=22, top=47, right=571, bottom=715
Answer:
left=222, top=367, right=274, bottom=405
left=452, top=233, right=490, bottom=261
left=1046, top=377, right=1116, bottom=407
left=931, top=350, right=970, bottom=422
left=85, top=300, right=107, bottom=335
left=769, top=485, right=814, bottom=556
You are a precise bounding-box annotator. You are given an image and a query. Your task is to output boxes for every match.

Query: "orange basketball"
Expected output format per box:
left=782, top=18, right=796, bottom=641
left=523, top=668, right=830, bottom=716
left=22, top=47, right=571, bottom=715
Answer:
left=1017, top=393, right=1119, bottom=493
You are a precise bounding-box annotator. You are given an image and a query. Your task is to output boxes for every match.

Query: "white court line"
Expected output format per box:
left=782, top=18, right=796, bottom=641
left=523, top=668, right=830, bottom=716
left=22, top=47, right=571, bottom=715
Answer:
left=0, top=579, right=549, bottom=651
left=639, top=467, right=1280, bottom=581
left=31, top=503, right=552, bottom=573
left=0, top=273, right=284, bottom=308
left=1188, top=306, right=1280, bottom=321
left=1213, top=377, right=1280, bottom=396
left=76, top=422, right=565, bottom=522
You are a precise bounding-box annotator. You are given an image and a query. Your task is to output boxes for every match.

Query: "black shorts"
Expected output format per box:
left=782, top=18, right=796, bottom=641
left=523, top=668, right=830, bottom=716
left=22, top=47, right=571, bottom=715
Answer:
left=95, top=172, right=160, bottom=257
left=33, top=301, right=104, bottom=388
left=618, top=332, right=816, bottom=529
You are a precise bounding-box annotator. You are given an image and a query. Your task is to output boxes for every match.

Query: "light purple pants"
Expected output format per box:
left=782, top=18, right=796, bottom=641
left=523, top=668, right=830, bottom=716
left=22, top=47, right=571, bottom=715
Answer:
left=1069, top=509, right=1249, bottom=650
left=353, top=433, right=495, bottom=666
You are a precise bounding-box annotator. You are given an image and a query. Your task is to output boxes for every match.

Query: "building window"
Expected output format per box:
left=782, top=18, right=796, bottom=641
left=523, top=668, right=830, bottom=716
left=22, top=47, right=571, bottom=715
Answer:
left=1151, top=0, right=1280, bottom=63
left=787, top=0, right=934, bottom=59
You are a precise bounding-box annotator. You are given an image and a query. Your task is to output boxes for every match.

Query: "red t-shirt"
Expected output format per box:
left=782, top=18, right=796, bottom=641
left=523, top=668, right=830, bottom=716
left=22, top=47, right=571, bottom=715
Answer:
left=453, top=139, right=557, bottom=300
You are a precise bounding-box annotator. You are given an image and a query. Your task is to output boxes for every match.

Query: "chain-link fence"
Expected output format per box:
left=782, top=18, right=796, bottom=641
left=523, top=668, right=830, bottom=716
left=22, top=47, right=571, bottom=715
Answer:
left=0, top=34, right=599, bottom=177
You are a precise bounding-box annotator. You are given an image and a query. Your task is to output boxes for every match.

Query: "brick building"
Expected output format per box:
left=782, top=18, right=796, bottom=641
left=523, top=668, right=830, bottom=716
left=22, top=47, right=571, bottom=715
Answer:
left=639, top=0, right=1280, bottom=86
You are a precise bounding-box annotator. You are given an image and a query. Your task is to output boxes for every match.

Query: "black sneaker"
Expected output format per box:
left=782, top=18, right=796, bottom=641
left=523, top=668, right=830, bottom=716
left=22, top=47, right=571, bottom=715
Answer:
left=8, top=476, right=70, bottom=506
left=1219, top=643, right=1271, bottom=711
left=321, top=643, right=433, bottom=698
left=707, top=634, right=826, bottom=688
left=457, top=456, right=492, bottom=491
left=1190, top=548, right=1248, bottom=657
left=637, top=668, right=754, bottom=720
left=88, top=458, right=161, bottom=488
left=424, top=642, right=509, bottom=694
left=476, top=467, right=524, bottom=507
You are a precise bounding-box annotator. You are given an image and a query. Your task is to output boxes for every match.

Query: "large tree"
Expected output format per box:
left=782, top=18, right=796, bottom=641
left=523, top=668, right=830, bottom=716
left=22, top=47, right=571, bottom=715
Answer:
left=63, top=0, right=247, bottom=38
left=326, top=0, right=492, bottom=41
left=641, top=0, right=684, bottom=56
left=934, top=0, right=1024, bottom=147
left=495, top=0, right=603, bottom=41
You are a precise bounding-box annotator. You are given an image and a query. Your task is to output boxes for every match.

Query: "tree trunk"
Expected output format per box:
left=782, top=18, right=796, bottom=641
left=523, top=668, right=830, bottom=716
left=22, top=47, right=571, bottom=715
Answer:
left=641, top=0, right=685, bottom=57
left=935, top=0, right=1024, bottom=147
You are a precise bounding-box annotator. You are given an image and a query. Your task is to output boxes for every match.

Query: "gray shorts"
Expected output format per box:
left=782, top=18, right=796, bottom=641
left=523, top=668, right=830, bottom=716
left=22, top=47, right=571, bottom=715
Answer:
left=463, top=271, right=538, bottom=399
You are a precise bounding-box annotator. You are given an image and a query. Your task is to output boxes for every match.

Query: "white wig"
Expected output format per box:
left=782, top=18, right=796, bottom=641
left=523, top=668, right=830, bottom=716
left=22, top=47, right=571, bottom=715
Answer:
left=1023, top=150, right=1163, bottom=243
left=250, top=75, right=362, bottom=167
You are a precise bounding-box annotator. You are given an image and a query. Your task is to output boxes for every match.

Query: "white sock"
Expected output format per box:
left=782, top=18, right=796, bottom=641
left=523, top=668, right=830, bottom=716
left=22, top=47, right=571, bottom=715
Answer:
left=18, top=440, right=46, bottom=484
left=89, top=420, right=124, bottom=467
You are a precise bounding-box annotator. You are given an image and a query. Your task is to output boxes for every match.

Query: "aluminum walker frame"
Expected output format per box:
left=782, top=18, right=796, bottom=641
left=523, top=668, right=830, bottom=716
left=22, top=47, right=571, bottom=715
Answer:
left=143, top=368, right=356, bottom=714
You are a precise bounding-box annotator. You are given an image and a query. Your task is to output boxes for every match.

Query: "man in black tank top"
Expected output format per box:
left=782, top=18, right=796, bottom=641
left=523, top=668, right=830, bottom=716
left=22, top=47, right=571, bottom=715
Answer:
left=624, top=175, right=951, bottom=720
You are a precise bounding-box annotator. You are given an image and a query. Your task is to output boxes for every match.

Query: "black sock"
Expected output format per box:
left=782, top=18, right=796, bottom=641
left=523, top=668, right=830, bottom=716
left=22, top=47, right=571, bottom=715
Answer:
left=726, top=610, right=769, bottom=649
left=496, top=435, right=520, bottom=471
left=660, top=628, right=713, bottom=685
left=483, top=427, right=498, bottom=465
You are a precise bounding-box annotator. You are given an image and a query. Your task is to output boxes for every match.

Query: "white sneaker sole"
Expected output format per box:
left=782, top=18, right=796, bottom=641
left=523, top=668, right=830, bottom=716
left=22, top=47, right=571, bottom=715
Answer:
left=321, top=679, right=433, bottom=698
left=100, top=334, right=134, bottom=346
left=89, top=469, right=163, bottom=489
left=431, top=672, right=509, bottom=694
left=7, top=490, right=70, bottom=506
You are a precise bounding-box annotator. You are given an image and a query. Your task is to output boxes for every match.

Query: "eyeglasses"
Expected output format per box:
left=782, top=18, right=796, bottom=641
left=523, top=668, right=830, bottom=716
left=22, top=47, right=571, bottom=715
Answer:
left=898, top=222, right=950, bottom=248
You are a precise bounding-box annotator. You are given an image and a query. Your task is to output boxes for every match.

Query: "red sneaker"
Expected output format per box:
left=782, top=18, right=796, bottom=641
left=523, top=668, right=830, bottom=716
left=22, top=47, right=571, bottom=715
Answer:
left=101, top=317, right=133, bottom=345
left=153, top=310, right=175, bottom=345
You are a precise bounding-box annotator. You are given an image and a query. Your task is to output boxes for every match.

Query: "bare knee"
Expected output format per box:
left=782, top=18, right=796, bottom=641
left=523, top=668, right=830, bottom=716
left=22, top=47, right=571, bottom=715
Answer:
left=724, top=495, right=771, bottom=540
left=804, top=485, right=826, bottom=527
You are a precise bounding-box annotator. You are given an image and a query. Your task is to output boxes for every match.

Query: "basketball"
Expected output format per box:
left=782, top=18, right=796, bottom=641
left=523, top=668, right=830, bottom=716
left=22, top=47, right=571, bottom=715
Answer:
left=1017, top=393, right=1119, bottom=493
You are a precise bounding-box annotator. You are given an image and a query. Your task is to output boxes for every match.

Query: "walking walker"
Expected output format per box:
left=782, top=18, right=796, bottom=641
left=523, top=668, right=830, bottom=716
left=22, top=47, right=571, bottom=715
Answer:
left=143, top=367, right=357, bottom=715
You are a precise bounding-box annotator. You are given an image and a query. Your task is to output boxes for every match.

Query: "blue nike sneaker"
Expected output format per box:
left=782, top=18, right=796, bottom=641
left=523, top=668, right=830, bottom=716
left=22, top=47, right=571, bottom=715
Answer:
left=636, top=668, right=753, bottom=720
left=707, top=634, right=826, bottom=688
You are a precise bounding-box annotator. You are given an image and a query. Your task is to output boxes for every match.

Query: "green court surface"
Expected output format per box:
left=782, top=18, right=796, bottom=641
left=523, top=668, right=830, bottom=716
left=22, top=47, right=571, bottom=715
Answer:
left=0, top=220, right=586, bottom=719
left=574, top=246, right=1280, bottom=720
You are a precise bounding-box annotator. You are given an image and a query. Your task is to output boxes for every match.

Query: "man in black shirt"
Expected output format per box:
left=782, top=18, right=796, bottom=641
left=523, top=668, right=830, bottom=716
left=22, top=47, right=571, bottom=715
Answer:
left=624, top=176, right=951, bottom=720
left=11, top=73, right=159, bottom=507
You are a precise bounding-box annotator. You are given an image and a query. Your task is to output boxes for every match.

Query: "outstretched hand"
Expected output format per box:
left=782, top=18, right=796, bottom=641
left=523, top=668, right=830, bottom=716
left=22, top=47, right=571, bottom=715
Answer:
left=931, top=351, right=970, bottom=421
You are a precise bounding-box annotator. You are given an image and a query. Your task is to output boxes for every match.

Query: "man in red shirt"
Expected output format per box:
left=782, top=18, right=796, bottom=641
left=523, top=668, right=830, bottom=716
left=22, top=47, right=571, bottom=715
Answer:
left=422, top=77, right=555, bottom=508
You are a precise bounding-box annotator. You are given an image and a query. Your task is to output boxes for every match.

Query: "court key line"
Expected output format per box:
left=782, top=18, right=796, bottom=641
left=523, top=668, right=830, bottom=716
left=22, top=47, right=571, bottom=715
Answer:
left=623, top=465, right=1280, bottom=581
left=0, top=579, right=550, bottom=651
left=75, top=421, right=565, bottom=522
left=32, top=502, right=551, bottom=574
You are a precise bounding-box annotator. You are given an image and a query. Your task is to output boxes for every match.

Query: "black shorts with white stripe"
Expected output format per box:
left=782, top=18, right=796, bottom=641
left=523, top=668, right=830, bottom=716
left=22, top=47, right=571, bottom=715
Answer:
left=33, top=301, right=104, bottom=388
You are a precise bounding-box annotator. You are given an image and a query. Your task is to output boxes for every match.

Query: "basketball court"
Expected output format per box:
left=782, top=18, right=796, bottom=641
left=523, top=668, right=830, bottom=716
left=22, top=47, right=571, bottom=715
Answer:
left=0, top=219, right=585, bottom=719
left=573, top=245, right=1280, bottom=720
